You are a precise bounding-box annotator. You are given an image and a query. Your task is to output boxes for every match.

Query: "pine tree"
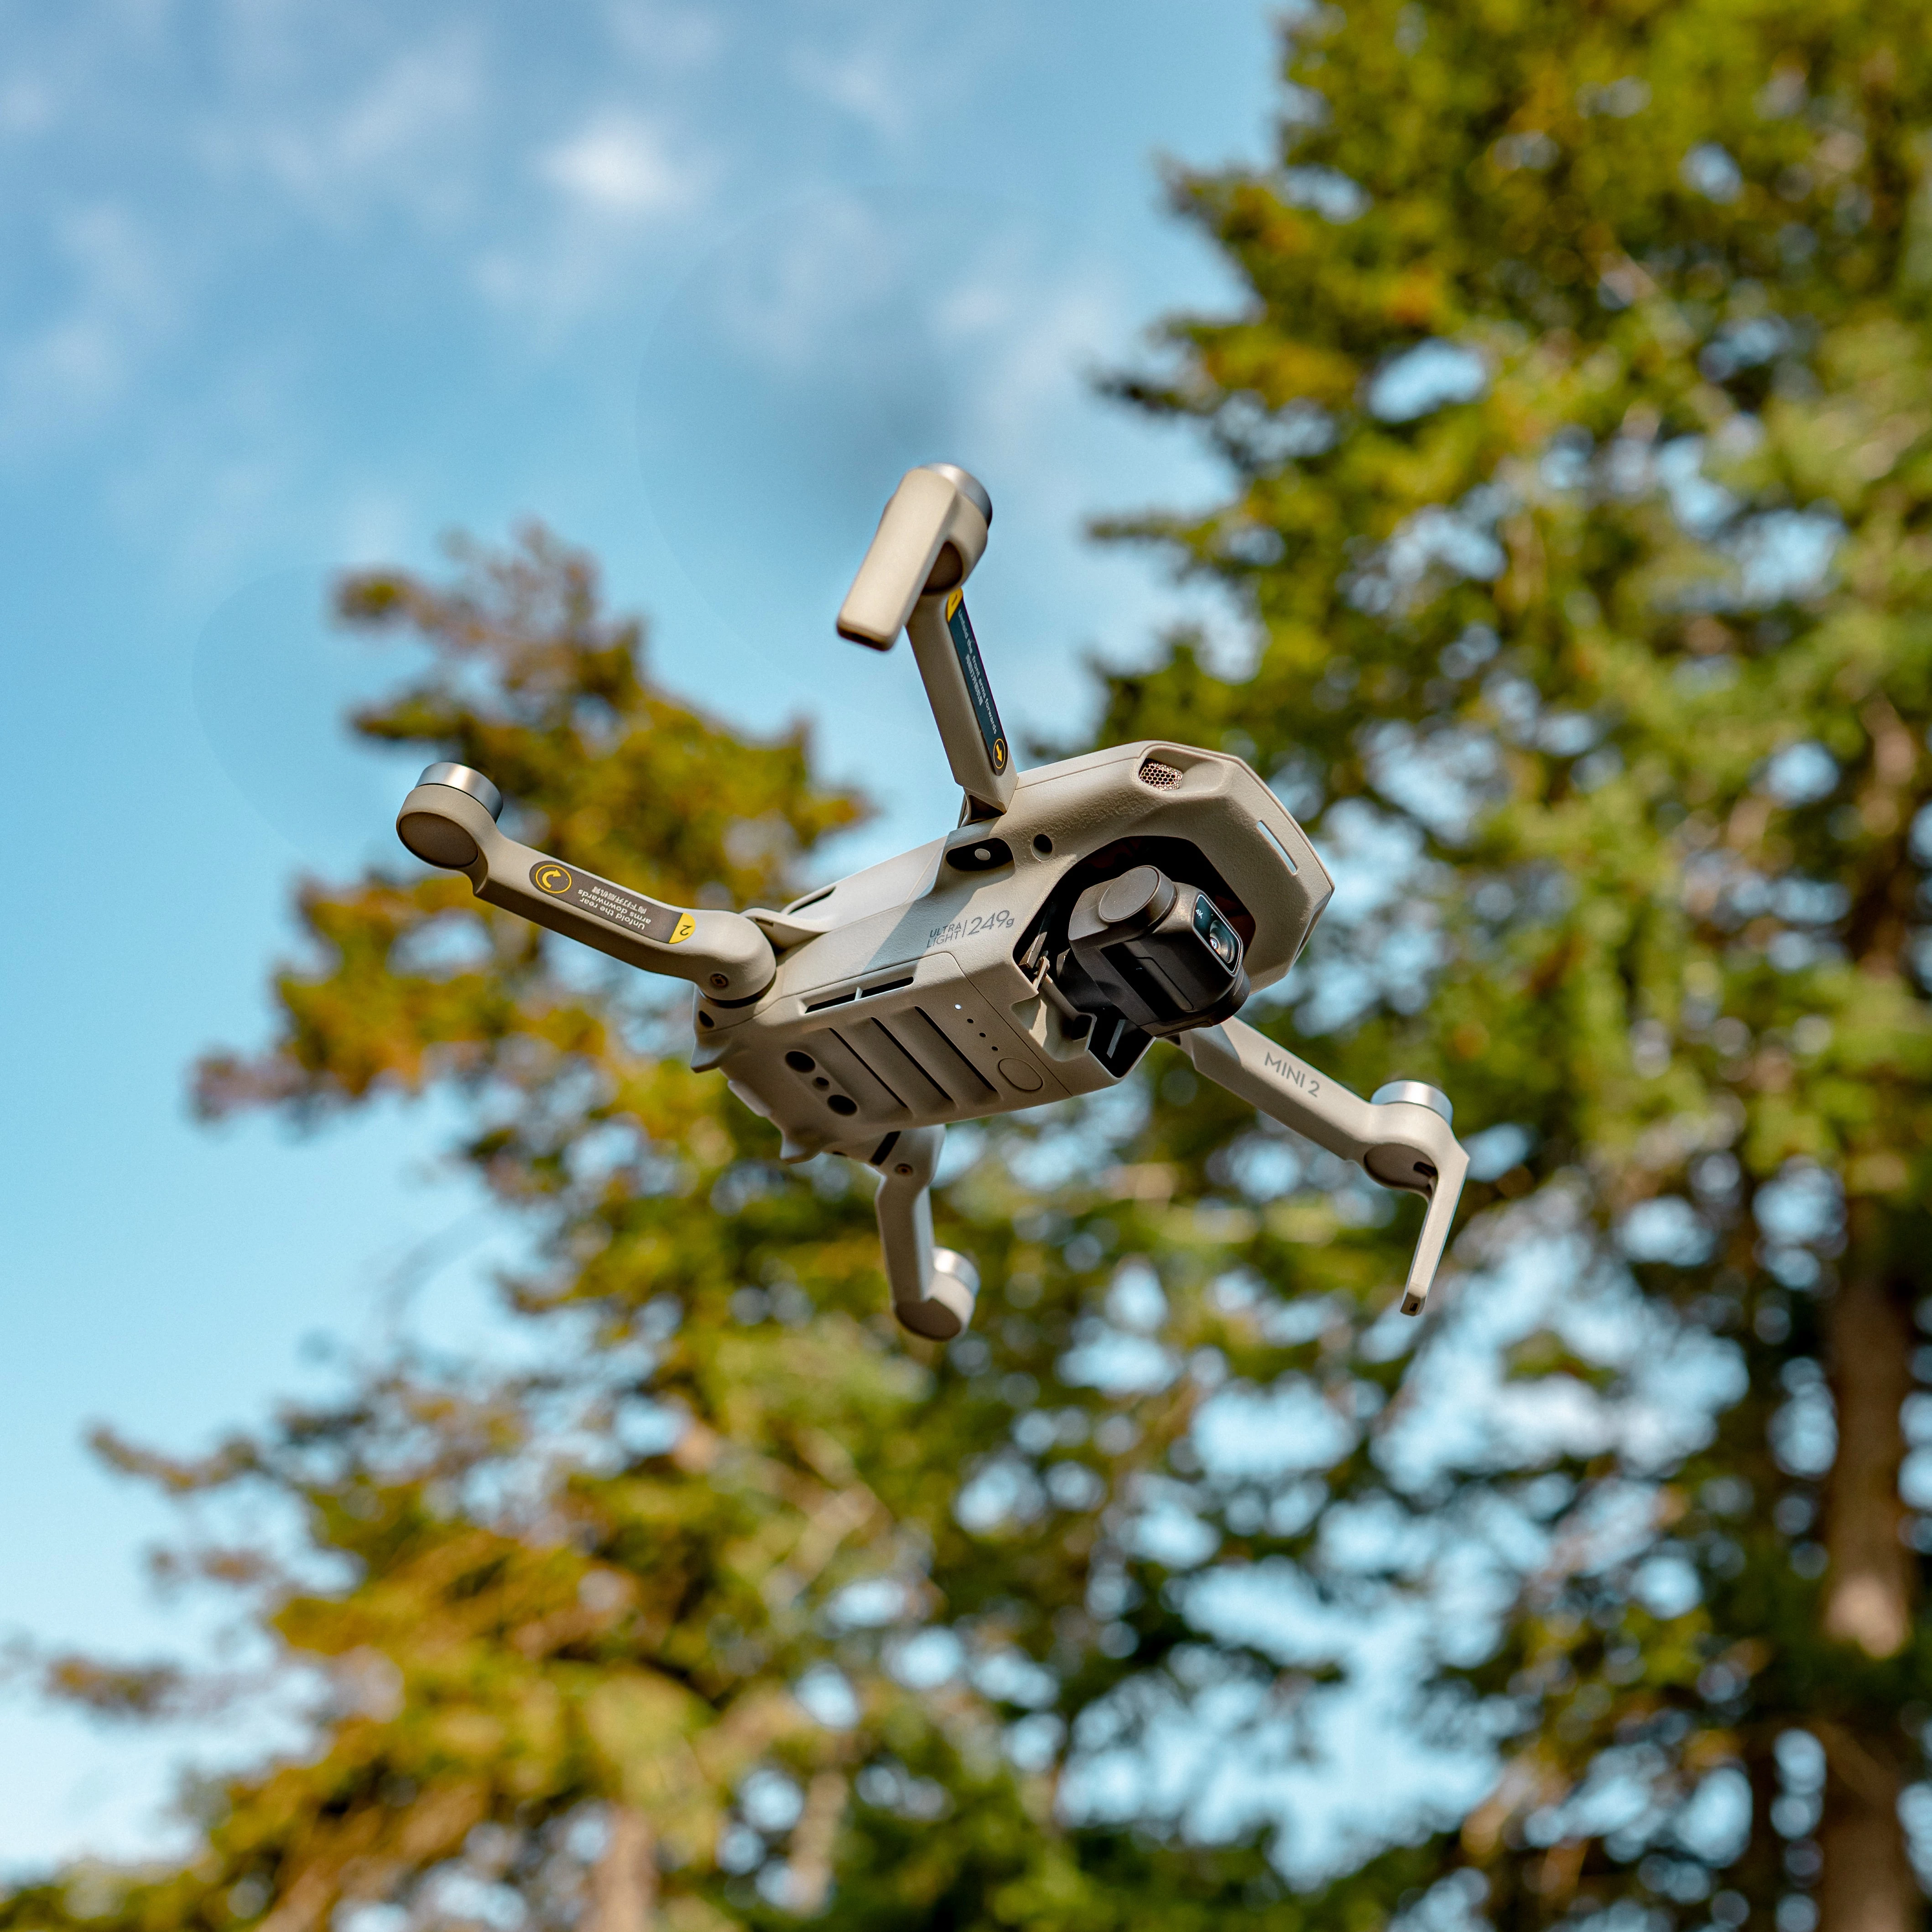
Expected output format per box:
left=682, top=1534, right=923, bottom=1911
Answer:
left=3, top=530, right=1403, bottom=1932
left=17, top=4, right=1932, bottom=1927
left=0, top=531, right=1051, bottom=1932
left=1077, top=0, right=1932, bottom=1924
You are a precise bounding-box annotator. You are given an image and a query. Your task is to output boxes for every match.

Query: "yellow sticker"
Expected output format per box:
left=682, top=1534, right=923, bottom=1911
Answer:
left=945, top=588, right=963, bottom=620
left=527, top=860, right=688, bottom=948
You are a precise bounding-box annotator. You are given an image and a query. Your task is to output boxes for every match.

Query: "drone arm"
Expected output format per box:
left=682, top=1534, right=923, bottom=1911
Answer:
left=867, top=1127, right=979, bottom=1341
left=1181, top=1019, right=1469, bottom=1316
left=838, top=464, right=1015, bottom=817
left=906, top=594, right=1015, bottom=817
left=837, top=465, right=990, bottom=648
left=396, top=766, right=776, bottom=1004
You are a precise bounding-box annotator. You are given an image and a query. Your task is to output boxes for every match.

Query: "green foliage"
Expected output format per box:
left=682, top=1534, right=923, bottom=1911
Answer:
left=5, top=531, right=1370, bottom=1932
left=16, top=2, right=1932, bottom=1927
left=1086, top=0, right=1932, bottom=1918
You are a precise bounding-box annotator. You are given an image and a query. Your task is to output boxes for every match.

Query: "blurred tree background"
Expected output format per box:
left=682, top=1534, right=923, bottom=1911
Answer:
left=10, top=0, right=1932, bottom=1930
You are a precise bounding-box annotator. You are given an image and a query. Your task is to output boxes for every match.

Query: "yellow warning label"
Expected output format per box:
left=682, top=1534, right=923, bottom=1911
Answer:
left=945, top=588, right=963, bottom=620
left=527, top=860, right=687, bottom=947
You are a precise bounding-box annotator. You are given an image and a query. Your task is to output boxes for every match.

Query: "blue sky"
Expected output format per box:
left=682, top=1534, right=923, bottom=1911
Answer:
left=0, top=0, right=1283, bottom=1870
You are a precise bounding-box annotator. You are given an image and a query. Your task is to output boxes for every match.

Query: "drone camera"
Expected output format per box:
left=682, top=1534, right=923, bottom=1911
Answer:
left=1065, top=864, right=1250, bottom=1038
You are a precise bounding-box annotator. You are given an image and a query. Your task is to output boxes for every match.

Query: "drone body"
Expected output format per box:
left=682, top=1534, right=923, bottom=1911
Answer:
left=699, top=739, right=1328, bottom=1141
left=398, top=464, right=1470, bottom=1340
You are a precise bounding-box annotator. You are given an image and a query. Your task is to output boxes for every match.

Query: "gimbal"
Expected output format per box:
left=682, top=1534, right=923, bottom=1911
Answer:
left=396, top=466, right=1470, bottom=1340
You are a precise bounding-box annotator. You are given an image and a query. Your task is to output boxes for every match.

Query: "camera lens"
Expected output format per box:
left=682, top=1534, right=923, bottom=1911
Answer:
left=1192, top=893, right=1239, bottom=968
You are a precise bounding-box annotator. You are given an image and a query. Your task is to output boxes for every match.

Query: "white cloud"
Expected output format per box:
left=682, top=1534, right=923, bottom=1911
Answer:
left=786, top=10, right=1010, bottom=145
left=790, top=37, right=916, bottom=140
left=0, top=73, right=57, bottom=137
left=538, top=112, right=696, bottom=217
left=701, top=194, right=912, bottom=365
left=476, top=111, right=711, bottom=332
left=603, top=0, right=725, bottom=70
left=0, top=202, right=174, bottom=452
left=208, top=32, right=488, bottom=229
left=333, top=485, right=420, bottom=568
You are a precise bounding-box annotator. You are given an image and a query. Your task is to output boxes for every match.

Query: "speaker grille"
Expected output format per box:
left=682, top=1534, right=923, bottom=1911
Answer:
left=1137, top=758, right=1183, bottom=789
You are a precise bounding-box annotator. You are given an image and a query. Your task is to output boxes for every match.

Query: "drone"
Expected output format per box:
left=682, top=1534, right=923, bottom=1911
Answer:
left=397, top=464, right=1470, bottom=1341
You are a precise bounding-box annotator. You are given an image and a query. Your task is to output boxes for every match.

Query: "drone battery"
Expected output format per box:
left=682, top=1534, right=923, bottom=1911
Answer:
left=1065, top=864, right=1250, bottom=1037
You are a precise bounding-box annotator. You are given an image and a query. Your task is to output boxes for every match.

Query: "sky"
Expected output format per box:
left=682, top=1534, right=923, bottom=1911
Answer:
left=0, top=0, right=1286, bottom=1871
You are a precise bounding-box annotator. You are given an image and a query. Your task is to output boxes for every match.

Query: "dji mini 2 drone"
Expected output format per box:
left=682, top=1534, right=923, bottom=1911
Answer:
left=396, top=464, right=1470, bottom=1342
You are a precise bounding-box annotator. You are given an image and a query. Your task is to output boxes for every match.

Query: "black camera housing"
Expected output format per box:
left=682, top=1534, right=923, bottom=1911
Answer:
left=1063, top=864, right=1249, bottom=1037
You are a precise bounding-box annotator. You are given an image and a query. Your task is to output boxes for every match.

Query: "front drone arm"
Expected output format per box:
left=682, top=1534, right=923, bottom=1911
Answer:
left=396, top=764, right=776, bottom=1004
left=1182, top=1019, right=1470, bottom=1316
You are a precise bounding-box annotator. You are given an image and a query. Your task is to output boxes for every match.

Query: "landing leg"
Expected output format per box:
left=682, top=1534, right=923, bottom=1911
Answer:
left=866, top=1128, right=978, bottom=1340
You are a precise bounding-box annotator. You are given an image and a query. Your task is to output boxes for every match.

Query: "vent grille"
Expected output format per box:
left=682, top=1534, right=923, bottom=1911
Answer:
left=1137, top=758, right=1183, bottom=790
left=904, top=1006, right=997, bottom=1100
left=809, top=1003, right=998, bottom=1124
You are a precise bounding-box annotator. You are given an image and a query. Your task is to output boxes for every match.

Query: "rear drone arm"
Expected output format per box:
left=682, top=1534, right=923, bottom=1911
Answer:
left=837, top=463, right=1014, bottom=819
left=1182, top=1019, right=1469, bottom=1315
left=395, top=763, right=776, bottom=1003
left=864, top=1128, right=979, bottom=1341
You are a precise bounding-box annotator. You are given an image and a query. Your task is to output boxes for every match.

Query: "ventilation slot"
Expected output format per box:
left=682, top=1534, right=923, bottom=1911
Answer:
left=906, top=1007, right=998, bottom=1099
left=1257, top=818, right=1299, bottom=873
left=807, top=1029, right=905, bottom=1119
left=1137, top=758, right=1183, bottom=789
left=844, top=1018, right=952, bottom=1111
